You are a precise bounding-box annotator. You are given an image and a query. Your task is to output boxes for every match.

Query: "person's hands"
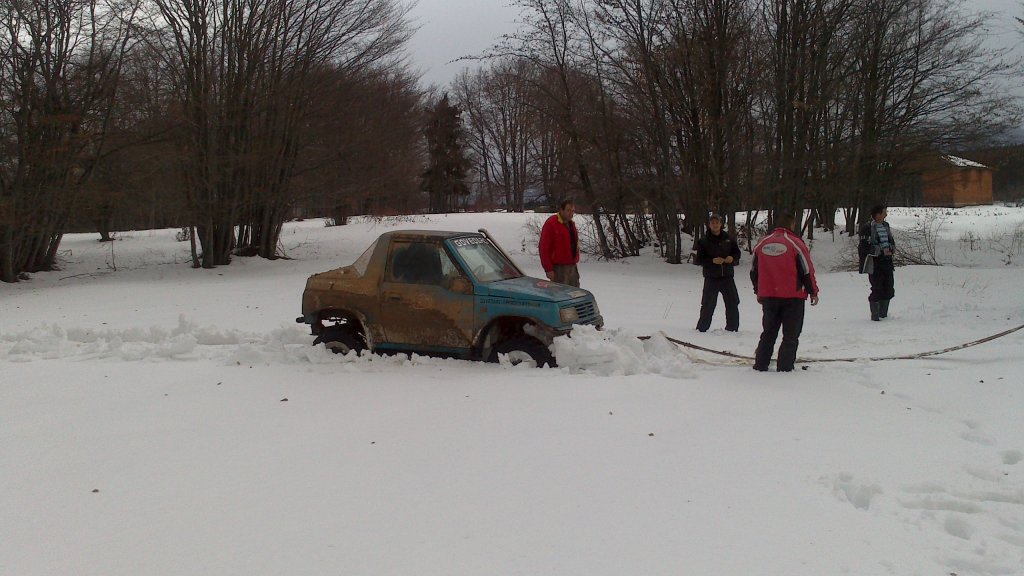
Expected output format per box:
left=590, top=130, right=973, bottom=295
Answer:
left=724, top=256, right=734, bottom=264
left=810, top=294, right=819, bottom=306
left=545, top=270, right=556, bottom=281
left=712, top=257, right=724, bottom=265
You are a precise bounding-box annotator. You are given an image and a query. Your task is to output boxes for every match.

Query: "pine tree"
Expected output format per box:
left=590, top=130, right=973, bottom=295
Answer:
left=421, top=94, right=471, bottom=213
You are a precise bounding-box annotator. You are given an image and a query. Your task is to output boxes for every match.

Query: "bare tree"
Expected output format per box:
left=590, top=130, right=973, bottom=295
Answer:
left=76, top=37, right=185, bottom=240
left=657, top=0, right=760, bottom=245
left=454, top=59, right=539, bottom=212
left=837, top=0, right=1021, bottom=234
left=502, top=0, right=615, bottom=258
left=296, top=66, right=425, bottom=221
left=756, top=0, right=855, bottom=224
left=452, top=0, right=1018, bottom=258
left=149, top=0, right=413, bottom=267
left=0, top=0, right=140, bottom=282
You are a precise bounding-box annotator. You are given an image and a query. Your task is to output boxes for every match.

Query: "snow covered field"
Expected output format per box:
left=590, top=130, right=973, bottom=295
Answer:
left=2, top=207, right=1023, bottom=575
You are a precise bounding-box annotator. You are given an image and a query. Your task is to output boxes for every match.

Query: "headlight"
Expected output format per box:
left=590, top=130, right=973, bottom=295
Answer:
left=560, top=307, right=579, bottom=323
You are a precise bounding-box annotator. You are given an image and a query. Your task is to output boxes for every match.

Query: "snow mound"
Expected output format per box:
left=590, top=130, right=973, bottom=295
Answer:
left=552, top=325, right=696, bottom=379
left=1, top=316, right=695, bottom=377
left=0, top=315, right=314, bottom=364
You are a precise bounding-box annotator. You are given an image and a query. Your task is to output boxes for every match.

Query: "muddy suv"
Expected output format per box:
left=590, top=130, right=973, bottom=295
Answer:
left=296, top=229, right=602, bottom=367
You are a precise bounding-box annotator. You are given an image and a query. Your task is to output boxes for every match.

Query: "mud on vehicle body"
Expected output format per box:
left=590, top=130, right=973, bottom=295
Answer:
left=296, top=229, right=603, bottom=367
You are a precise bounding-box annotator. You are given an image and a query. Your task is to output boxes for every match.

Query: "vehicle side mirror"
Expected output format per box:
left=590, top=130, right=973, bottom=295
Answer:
left=448, top=276, right=473, bottom=295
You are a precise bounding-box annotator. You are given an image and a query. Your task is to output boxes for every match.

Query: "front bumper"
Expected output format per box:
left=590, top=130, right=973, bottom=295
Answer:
left=295, top=313, right=323, bottom=334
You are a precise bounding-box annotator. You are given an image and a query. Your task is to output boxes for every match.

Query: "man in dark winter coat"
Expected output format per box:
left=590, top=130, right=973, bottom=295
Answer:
left=694, top=213, right=741, bottom=332
left=539, top=199, right=581, bottom=287
left=858, top=205, right=895, bottom=321
left=750, top=213, right=820, bottom=372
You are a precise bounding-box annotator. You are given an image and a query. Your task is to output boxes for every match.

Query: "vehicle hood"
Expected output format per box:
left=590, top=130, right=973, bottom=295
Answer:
left=479, top=276, right=591, bottom=302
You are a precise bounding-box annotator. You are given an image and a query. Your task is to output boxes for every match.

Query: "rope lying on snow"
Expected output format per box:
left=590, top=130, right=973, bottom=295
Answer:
left=642, top=322, right=1024, bottom=364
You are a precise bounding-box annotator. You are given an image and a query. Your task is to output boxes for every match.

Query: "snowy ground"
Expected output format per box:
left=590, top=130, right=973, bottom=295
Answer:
left=2, top=207, right=1024, bottom=575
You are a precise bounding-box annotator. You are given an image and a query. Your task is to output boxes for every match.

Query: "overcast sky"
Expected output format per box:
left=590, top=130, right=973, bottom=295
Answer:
left=406, top=0, right=521, bottom=88
left=406, top=0, right=1022, bottom=89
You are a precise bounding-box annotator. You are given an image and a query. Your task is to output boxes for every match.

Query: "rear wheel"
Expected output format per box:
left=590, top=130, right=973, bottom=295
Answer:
left=489, top=336, right=556, bottom=368
left=318, top=324, right=366, bottom=355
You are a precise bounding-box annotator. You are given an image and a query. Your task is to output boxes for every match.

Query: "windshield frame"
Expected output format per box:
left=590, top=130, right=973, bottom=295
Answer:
left=447, top=235, right=523, bottom=284
left=350, top=238, right=377, bottom=276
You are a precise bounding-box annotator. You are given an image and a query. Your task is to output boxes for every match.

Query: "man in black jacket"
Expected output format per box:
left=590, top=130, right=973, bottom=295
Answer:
left=694, top=213, right=741, bottom=332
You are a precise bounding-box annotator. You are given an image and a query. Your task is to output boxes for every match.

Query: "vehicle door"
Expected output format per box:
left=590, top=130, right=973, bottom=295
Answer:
left=380, top=240, right=475, bottom=349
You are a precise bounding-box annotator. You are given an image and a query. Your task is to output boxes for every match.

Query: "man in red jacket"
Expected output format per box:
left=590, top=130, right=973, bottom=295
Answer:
left=539, top=199, right=581, bottom=287
left=749, top=213, right=820, bottom=372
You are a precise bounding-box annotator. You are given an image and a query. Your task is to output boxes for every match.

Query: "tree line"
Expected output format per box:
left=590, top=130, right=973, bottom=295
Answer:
left=453, top=0, right=1021, bottom=263
left=1, top=0, right=1020, bottom=283
left=1, top=0, right=423, bottom=282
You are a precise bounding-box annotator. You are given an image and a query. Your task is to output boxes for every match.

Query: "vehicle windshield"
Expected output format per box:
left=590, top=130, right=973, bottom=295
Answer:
left=449, top=236, right=522, bottom=283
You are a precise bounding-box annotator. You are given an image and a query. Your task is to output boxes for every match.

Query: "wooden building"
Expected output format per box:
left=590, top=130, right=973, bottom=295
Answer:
left=917, top=155, right=993, bottom=207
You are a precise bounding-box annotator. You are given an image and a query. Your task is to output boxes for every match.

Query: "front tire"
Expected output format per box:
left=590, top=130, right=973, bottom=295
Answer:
left=317, top=324, right=366, bottom=355
left=489, top=336, right=556, bottom=368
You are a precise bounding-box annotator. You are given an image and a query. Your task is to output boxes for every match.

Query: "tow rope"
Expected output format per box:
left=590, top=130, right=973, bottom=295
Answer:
left=642, top=322, right=1024, bottom=364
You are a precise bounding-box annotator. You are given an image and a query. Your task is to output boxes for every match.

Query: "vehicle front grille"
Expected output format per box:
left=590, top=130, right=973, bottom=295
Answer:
left=572, top=301, right=598, bottom=324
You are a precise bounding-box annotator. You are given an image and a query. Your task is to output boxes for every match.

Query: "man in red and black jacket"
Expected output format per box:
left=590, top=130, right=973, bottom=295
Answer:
left=750, top=213, right=820, bottom=372
left=539, top=199, right=581, bottom=287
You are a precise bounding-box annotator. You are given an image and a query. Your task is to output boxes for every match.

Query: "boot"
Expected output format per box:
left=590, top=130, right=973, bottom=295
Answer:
left=870, top=301, right=880, bottom=321
left=879, top=300, right=890, bottom=318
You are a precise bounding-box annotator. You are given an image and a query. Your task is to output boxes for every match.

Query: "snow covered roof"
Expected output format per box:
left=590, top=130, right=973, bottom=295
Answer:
left=942, top=155, right=989, bottom=169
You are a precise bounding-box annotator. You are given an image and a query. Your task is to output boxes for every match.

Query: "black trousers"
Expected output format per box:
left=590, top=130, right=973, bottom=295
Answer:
left=754, top=298, right=806, bottom=372
left=696, top=276, right=740, bottom=331
left=868, top=257, right=895, bottom=302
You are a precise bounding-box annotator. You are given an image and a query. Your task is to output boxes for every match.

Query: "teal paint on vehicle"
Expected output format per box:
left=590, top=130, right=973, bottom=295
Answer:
left=298, top=229, right=602, bottom=367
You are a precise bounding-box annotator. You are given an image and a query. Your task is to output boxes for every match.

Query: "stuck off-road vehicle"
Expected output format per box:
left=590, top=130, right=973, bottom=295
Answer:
left=296, top=229, right=603, bottom=367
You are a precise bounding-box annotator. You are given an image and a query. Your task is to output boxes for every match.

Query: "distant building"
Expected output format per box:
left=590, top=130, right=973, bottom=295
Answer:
left=917, top=155, right=993, bottom=207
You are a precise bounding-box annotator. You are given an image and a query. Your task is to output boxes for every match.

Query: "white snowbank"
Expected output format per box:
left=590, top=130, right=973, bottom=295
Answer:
left=551, top=325, right=696, bottom=378
left=1, top=316, right=700, bottom=378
